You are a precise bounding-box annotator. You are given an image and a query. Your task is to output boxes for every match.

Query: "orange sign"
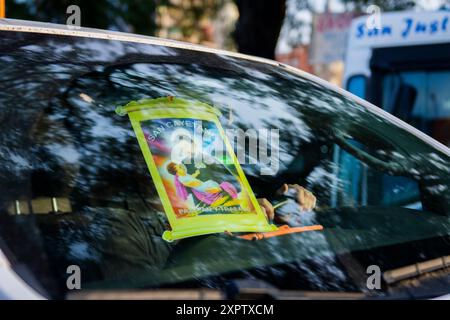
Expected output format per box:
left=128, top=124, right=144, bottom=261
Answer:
left=0, top=0, right=5, bottom=18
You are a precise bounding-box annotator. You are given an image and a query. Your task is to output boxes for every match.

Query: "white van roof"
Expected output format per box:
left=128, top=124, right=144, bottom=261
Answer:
left=344, top=10, right=450, bottom=83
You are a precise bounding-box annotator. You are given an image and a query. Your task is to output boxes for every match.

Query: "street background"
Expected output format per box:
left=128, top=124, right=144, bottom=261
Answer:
left=3, top=0, right=449, bottom=87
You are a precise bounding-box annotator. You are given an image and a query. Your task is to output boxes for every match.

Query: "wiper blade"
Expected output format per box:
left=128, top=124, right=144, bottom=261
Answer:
left=67, top=288, right=224, bottom=300
left=383, top=255, right=450, bottom=284
left=229, top=278, right=372, bottom=300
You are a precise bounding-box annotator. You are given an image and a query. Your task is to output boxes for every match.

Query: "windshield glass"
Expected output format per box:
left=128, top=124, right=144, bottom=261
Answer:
left=1, top=30, right=450, bottom=299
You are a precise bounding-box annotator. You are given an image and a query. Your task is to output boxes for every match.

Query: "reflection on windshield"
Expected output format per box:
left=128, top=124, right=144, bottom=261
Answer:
left=0, top=31, right=450, bottom=298
left=382, top=70, right=450, bottom=148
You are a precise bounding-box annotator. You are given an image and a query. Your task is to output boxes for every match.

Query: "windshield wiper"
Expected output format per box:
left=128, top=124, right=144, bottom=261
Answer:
left=383, top=255, right=450, bottom=284
left=227, top=278, right=373, bottom=300
left=66, top=288, right=224, bottom=300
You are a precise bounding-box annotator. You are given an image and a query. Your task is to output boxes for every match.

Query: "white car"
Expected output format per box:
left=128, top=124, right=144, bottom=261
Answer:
left=0, top=19, right=449, bottom=300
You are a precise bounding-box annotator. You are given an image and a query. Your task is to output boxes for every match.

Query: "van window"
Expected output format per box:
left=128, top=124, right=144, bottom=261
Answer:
left=347, top=75, right=366, bottom=99
left=382, top=70, right=450, bottom=147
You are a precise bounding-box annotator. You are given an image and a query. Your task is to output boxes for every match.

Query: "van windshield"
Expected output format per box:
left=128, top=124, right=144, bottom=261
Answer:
left=382, top=70, right=450, bottom=148
left=0, top=30, right=450, bottom=298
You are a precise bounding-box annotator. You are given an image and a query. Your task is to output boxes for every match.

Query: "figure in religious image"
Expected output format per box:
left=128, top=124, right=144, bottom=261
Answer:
left=166, top=161, right=240, bottom=208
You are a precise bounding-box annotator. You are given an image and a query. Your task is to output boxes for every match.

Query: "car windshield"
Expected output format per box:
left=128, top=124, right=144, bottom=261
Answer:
left=0, top=29, right=450, bottom=299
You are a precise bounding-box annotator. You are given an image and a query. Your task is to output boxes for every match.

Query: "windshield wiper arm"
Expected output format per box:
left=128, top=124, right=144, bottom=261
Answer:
left=66, top=288, right=224, bottom=300
left=383, top=255, right=450, bottom=284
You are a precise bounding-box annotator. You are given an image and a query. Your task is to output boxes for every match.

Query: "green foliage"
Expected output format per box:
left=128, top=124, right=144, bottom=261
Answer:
left=156, top=0, right=229, bottom=45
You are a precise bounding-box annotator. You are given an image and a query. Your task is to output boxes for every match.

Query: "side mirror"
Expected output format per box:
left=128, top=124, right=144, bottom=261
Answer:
left=392, top=83, right=417, bottom=122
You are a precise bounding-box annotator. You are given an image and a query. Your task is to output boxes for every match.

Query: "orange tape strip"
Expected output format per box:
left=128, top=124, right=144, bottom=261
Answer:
left=238, top=224, right=323, bottom=240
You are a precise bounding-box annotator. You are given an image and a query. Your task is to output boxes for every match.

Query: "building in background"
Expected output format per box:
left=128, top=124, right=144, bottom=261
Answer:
left=276, top=45, right=313, bottom=73
left=310, top=12, right=357, bottom=86
left=277, top=11, right=356, bottom=86
left=309, top=12, right=357, bottom=65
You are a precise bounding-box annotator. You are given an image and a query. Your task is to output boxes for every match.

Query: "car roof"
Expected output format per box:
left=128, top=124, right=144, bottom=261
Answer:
left=0, top=18, right=278, bottom=66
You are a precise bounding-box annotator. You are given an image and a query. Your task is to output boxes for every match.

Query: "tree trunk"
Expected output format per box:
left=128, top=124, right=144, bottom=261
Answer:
left=233, top=0, right=286, bottom=60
